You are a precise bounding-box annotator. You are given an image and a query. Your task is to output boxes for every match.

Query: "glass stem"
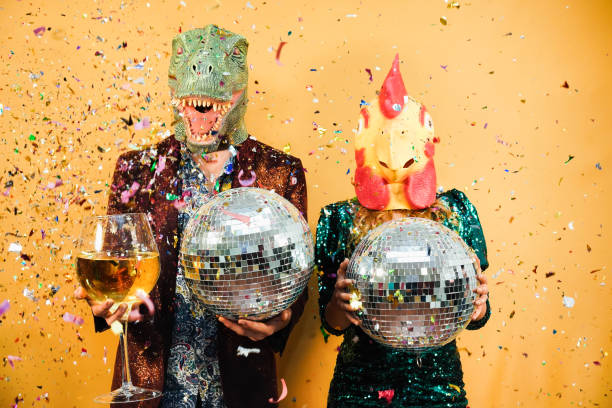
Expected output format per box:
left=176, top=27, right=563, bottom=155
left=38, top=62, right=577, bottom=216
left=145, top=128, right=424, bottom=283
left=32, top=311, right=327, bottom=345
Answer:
left=119, top=320, right=132, bottom=388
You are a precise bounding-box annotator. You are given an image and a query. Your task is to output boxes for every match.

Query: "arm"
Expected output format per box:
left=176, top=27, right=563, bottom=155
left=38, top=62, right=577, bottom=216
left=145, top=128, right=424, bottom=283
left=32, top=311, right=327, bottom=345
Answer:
left=445, top=189, right=491, bottom=330
left=316, top=204, right=354, bottom=336
left=266, top=158, right=308, bottom=353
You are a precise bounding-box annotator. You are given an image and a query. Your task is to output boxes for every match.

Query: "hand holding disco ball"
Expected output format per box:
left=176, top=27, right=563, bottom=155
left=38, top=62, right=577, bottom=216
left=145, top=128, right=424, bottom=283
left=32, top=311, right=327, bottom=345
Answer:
left=180, top=188, right=314, bottom=323
left=343, top=217, right=482, bottom=351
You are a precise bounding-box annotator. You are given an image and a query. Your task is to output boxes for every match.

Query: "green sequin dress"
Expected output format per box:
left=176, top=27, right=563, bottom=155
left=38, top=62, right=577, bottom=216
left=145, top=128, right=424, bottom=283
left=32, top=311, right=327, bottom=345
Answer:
left=316, top=189, right=490, bottom=408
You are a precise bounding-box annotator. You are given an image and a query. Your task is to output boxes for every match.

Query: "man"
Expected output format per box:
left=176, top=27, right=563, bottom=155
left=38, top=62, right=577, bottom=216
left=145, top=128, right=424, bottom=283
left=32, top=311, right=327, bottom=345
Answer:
left=75, top=24, right=308, bottom=408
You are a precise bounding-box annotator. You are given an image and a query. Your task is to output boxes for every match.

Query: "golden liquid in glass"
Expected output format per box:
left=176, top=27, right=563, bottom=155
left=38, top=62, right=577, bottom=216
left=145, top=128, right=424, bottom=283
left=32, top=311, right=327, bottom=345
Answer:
left=76, top=251, right=160, bottom=306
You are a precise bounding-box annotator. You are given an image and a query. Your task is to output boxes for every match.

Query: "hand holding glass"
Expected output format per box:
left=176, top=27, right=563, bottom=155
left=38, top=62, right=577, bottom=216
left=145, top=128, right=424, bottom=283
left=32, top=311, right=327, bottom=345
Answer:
left=76, top=213, right=161, bottom=403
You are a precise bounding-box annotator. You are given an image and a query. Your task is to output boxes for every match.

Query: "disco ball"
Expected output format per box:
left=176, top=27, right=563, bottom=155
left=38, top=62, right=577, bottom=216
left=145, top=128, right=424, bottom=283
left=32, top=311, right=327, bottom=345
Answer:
left=180, top=187, right=314, bottom=321
left=346, top=217, right=478, bottom=351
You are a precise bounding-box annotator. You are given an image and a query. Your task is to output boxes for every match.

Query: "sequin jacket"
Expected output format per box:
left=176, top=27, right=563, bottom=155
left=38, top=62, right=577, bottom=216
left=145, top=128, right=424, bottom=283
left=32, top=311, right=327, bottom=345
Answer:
left=316, top=192, right=490, bottom=408
left=95, top=135, right=308, bottom=408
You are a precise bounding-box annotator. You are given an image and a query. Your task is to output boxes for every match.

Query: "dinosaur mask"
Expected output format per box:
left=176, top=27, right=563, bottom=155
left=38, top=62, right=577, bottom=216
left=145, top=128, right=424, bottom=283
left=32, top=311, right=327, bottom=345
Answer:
left=169, top=24, right=249, bottom=154
left=354, top=54, right=439, bottom=211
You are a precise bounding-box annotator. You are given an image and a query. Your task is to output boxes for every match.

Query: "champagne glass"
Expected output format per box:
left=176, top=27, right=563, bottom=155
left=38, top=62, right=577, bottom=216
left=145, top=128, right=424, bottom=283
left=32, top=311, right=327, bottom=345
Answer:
left=76, top=213, right=162, bottom=403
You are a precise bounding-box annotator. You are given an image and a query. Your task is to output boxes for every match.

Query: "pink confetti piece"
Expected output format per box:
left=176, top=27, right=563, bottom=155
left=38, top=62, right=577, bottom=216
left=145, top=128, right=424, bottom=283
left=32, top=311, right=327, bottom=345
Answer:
left=173, top=199, right=187, bottom=210
left=134, top=117, right=151, bottom=130
left=155, top=156, right=167, bottom=176
left=238, top=170, right=256, bottom=186
left=2, top=187, right=10, bottom=196
left=42, top=179, right=63, bottom=190
left=63, top=312, right=85, bottom=326
left=378, top=389, right=394, bottom=404
left=275, top=41, right=287, bottom=65
left=0, top=300, right=9, bottom=317
left=220, top=208, right=251, bottom=225
left=365, top=68, right=373, bottom=82
left=33, top=26, right=46, bottom=37
left=7, top=355, right=22, bottom=368
left=121, top=182, right=141, bottom=203
left=268, top=378, right=287, bottom=403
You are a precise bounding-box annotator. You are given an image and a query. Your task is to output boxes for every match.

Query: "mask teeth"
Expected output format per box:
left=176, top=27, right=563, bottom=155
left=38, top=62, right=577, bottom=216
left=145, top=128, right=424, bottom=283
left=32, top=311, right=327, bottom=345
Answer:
left=177, top=97, right=233, bottom=111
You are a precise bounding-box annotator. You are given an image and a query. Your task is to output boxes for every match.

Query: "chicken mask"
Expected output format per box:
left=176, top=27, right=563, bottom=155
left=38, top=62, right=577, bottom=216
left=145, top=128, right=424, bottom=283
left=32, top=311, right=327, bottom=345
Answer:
left=354, top=54, right=439, bottom=211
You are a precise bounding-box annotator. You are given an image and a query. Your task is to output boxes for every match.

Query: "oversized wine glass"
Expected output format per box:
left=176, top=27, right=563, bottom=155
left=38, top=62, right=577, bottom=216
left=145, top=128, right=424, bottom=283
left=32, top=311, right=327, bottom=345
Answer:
left=76, top=213, right=162, bottom=403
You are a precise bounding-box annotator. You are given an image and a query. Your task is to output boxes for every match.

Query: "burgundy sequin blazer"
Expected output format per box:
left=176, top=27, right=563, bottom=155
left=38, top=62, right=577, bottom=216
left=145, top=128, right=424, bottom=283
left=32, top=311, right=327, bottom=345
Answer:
left=95, top=135, right=308, bottom=408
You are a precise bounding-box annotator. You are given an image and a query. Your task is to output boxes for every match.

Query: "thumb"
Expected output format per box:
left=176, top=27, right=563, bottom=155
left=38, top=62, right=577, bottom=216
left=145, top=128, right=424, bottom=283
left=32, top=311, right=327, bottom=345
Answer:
left=280, top=308, right=292, bottom=322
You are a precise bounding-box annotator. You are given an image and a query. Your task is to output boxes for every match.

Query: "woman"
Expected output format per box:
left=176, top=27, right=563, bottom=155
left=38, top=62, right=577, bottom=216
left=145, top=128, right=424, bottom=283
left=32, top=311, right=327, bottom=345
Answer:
left=316, top=55, right=490, bottom=407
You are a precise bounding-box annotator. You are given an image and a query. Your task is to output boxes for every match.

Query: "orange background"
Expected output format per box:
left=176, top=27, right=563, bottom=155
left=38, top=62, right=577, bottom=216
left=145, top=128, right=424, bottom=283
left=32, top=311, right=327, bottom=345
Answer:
left=0, top=0, right=610, bottom=407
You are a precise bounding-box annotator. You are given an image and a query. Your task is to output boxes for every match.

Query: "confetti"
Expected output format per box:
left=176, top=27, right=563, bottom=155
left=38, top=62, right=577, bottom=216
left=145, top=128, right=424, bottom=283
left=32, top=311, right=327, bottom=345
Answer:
left=378, top=389, right=395, bottom=404
left=134, top=117, right=151, bottom=130
left=562, top=296, right=575, bottom=308
left=33, top=26, right=46, bottom=37
left=268, top=378, right=288, bottom=403
left=220, top=208, right=251, bottom=225
left=365, top=68, right=373, bottom=82
left=448, top=384, right=461, bottom=393
left=8, top=242, right=22, bottom=253
left=440, top=16, right=448, bottom=25
left=121, top=182, right=141, bottom=203
left=237, top=169, right=256, bottom=186
left=62, top=312, right=85, bottom=325
left=275, top=41, right=287, bottom=65
left=564, top=155, right=574, bottom=164
left=7, top=355, right=22, bottom=368
left=0, top=300, right=10, bottom=317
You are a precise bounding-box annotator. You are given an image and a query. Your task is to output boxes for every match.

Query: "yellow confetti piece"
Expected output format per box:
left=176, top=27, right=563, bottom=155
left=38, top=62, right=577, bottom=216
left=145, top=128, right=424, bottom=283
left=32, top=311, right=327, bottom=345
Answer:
left=283, top=143, right=291, bottom=154
left=448, top=384, right=461, bottom=393
left=440, top=16, right=448, bottom=25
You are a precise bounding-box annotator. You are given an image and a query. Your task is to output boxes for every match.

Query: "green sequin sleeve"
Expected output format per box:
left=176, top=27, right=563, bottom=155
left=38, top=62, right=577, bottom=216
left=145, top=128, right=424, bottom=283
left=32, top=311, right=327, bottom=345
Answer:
left=439, top=189, right=491, bottom=330
left=315, top=201, right=355, bottom=336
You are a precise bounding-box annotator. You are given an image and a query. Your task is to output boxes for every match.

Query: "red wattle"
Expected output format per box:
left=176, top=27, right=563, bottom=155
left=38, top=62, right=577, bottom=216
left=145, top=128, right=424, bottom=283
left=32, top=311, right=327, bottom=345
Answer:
left=360, top=107, right=370, bottom=128
left=355, top=166, right=390, bottom=210
left=404, top=159, right=437, bottom=209
left=355, top=148, right=366, bottom=168
left=424, top=142, right=435, bottom=159
left=378, top=54, right=407, bottom=119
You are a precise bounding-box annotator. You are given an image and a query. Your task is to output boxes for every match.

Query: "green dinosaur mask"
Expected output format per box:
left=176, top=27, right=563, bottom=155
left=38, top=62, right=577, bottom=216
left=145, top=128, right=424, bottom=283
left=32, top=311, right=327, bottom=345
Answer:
left=169, top=24, right=248, bottom=154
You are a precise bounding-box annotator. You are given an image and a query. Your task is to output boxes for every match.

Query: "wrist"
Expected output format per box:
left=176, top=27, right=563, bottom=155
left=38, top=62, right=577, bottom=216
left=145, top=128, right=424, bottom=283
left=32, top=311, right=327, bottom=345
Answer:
left=324, top=302, right=350, bottom=332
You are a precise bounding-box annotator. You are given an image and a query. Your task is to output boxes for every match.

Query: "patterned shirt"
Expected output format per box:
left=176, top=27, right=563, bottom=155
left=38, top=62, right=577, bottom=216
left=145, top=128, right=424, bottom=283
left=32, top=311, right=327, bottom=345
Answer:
left=160, top=145, right=236, bottom=408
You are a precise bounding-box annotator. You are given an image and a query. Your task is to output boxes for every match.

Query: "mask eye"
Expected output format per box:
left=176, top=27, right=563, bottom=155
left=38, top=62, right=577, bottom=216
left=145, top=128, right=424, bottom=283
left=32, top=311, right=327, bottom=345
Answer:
left=379, top=161, right=389, bottom=169
left=424, top=112, right=434, bottom=131
left=403, top=158, right=415, bottom=168
left=176, top=46, right=183, bottom=55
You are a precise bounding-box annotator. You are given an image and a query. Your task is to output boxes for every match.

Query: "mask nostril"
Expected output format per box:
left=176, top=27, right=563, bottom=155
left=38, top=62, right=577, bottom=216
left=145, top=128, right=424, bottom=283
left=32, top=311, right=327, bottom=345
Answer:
left=192, top=64, right=197, bottom=72
left=208, top=65, right=213, bottom=74
left=403, top=159, right=415, bottom=169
